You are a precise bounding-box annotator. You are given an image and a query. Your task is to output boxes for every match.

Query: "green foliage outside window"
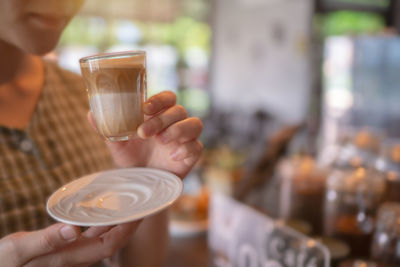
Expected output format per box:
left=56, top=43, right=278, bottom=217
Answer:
left=59, top=16, right=211, bottom=56
left=315, top=11, right=385, bottom=36
left=324, top=0, right=390, bottom=8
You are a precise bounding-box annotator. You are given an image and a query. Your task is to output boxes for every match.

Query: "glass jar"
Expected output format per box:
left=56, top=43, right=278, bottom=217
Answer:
left=323, top=168, right=386, bottom=257
left=375, top=143, right=400, bottom=203
left=371, top=202, right=400, bottom=265
left=279, top=156, right=327, bottom=235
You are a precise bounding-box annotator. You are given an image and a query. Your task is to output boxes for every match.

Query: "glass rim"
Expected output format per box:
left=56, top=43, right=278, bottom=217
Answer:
left=79, top=51, right=146, bottom=64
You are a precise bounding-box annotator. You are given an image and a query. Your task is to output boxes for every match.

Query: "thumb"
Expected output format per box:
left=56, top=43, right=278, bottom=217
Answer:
left=14, top=223, right=81, bottom=265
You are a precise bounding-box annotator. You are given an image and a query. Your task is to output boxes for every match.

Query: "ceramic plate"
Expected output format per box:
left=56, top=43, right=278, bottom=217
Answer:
left=47, top=168, right=183, bottom=226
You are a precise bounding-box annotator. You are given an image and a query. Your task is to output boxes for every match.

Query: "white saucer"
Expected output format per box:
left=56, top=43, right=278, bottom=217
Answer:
left=47, top=168, right=183, bottom=226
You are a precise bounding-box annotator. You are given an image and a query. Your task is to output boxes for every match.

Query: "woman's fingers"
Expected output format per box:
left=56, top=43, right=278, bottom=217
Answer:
left=157, top=117, right=203, bottom=144
left=183, top=153, right=203, bottom=167
left=100, top=220, right=142, bottom=253
left=6, top=223, right=80, bottom=265
left=82, top=225, right=113, bottom=238
left=170, top=140, right=203, bottom=162
left=25, top=221, right=141, bottom=267
left=138, top=105, right=188, bottom=138
left=144, top=91, right=176, bottom=115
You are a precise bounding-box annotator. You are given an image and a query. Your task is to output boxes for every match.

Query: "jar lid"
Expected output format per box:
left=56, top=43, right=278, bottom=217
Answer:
left=327, top=168, right=386, bottom=194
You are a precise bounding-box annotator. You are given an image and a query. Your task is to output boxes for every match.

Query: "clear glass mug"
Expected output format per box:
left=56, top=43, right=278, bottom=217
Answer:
left=323, top=168, right=386, bottom=257
left=79, top=51, right=147, bottom=141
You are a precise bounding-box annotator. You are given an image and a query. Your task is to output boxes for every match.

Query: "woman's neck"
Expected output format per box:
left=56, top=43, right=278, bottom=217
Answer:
left=0, top=40, right=44, bottom=129
left=0, top=40, right=44, bottom=91
left=0, top=41, right=30, bottom=84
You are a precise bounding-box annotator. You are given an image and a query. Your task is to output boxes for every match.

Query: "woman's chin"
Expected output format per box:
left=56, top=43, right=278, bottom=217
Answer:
left=19, top=34, right=60, bottom=56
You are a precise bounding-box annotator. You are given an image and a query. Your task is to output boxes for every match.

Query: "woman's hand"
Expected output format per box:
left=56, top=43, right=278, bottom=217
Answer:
left=0, top=221, right=140, bottom=267
left=92, top=91, right=203, bottom=179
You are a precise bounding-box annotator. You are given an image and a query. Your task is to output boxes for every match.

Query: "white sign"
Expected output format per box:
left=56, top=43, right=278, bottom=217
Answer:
left=208, top=194, right=330, bottom=267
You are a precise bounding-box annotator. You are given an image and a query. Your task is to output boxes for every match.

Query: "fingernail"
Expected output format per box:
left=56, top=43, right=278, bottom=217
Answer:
left=138, top=124, right=152, bottom=138
left=137, top=126, right=146, bottom=138
left=60, top=225, right=77, bottom=241
left=144, top=102, right=154, bottom=114
left=184, top=157, right=194, bottom=166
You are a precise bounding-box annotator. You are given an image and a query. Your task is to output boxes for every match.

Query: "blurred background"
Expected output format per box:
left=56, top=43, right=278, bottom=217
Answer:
left=49, top=0, right=400, bottom=266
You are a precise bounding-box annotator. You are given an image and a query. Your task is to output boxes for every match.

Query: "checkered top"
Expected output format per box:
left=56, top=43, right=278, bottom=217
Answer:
left=0, top=61, right=113, bottom=237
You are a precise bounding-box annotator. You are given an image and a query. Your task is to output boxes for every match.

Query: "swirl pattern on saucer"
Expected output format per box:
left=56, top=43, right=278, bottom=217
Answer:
left=47, top=168, right=183, bottom=226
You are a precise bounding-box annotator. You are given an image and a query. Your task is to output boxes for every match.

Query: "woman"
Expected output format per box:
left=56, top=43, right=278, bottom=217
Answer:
left=0, top=0, right=203, bottom=266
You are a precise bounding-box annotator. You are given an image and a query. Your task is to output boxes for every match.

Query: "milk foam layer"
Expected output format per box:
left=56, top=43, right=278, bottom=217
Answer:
left=80, top=53, right=145, bottom=69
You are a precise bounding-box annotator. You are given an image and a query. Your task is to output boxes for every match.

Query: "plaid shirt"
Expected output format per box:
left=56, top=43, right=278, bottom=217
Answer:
left=0, top=61, right=113, bottom=237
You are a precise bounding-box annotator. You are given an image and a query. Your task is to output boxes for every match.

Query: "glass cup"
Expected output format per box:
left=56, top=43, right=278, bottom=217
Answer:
left=79, top=51, right=147, bottom=141
left=371, top=202, right=400, bottom=265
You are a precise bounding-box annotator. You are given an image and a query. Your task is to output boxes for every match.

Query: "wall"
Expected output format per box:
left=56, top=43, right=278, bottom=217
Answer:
left=210, top=0, right=313, bottom=124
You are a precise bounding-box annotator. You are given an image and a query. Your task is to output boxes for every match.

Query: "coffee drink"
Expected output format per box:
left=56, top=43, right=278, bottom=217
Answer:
left=80, top=52, right=146, bottom=141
